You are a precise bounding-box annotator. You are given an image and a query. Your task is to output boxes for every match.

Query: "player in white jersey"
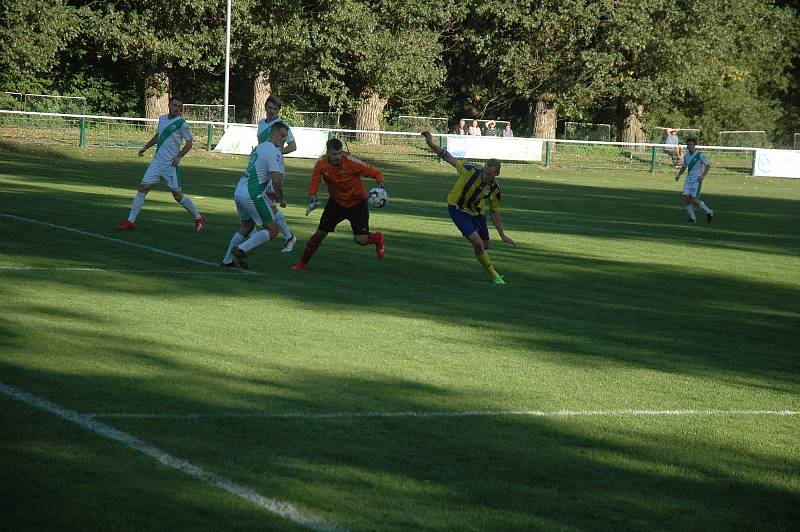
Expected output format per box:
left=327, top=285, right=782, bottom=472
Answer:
left=674, top=138, right=714, bottom=223
left=220, top=123, right=289, bottom=269
left=117, top=96, right=205, bottom=232
left=255, top=95, right=297, bottom=252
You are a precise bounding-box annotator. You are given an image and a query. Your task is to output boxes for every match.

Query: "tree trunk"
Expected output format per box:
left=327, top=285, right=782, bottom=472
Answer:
left=355, top=90, right=387, bottom=144
left=532, top=94, right=557, bottom=159
left=617, top=101, right=645, bottom=144
left=144, top=72, right=169, bottom=120
left=251, top=70, right=272, bottom=124
left=532, top=95, right=557, bottom=140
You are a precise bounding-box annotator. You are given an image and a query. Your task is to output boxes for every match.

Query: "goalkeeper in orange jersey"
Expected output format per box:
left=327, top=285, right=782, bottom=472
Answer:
left=422, top=131, right=516, bottom=285
left=291, top=137, right=385, bottom=270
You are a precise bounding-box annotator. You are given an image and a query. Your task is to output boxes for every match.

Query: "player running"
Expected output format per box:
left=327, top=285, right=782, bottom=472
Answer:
left=255, top=95, right=297, bottom=252
left=117, top=96, right=205, bottom=232
left=674, top=138, right=714, bottom=223
left=291, top=137, right=386, bottom=270
left=422, top=131, right=515, bottom=285
left=220, top=123, right=289, bottom=269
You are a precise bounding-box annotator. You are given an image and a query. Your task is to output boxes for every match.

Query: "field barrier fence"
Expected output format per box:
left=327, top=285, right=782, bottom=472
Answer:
left=0, top=110, right=758, bottom=176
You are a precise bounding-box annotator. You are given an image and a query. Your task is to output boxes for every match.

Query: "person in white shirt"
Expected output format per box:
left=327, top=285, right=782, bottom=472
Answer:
left=255, top=95, right=297, bottom=251
left=674, top=138, right=714, bottom=223
left=221, top=123, right=290, bottom=268
left=663, top=127, right=683, bottom=167
left=468, top=119, right=481, bottom=136
left=118, top=96, right=204, bottom=232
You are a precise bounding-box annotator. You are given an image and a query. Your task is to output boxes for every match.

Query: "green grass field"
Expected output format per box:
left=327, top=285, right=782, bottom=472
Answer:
left=1, top=141, right=799, bottom=531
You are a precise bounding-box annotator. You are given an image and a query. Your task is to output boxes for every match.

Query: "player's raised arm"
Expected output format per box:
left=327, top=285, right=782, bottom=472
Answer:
left=421, top=131, right=458, bottom=167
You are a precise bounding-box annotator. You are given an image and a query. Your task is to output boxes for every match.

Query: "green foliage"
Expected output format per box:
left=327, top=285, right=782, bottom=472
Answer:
left=308, top=0, right=449, bottom=112
left=0, top=0, right=83, bottom=93
left=0, top=0, right=797, bottom=140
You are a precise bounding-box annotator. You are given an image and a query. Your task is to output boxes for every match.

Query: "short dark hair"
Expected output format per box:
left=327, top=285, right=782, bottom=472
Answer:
left=169, top=95, right=183, bottom=103
left=265, top=95, right=283, bottom=109
left=326, top=137, right=343, bottom=151
left=685, top=137, right=697, bottom=144
left=486, top=158, right=501, bottom=169
left=271, top=122, right=288, bottom=133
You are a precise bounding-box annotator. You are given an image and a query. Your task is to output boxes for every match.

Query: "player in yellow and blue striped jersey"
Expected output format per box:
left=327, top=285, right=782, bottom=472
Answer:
left=422, top=131, right=516, bottom=285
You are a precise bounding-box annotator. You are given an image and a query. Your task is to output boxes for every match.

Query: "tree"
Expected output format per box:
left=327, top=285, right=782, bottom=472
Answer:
left=307, top=0, right=450, bottom=141
left=0, top=0, right=83, bottom=94
left=229, top=0, right=309, bottom=123
left=85, top=0, right=226, bottom=118
left=461, top=0, right=615, bottom=140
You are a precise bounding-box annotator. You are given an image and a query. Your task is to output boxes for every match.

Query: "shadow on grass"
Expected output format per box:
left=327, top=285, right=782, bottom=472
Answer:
left=1, top=149, right=799, bottom=392
left=2, top=142, right=799, bottom=260
left=1, top=358, right=798, bottom=531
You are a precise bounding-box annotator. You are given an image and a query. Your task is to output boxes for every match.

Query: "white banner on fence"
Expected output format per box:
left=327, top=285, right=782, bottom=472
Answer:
left=445, top=135, right=543, bottom=162
left=753, top=149, right=800, bottom=179
left=214, top=125, right=329, bottom=158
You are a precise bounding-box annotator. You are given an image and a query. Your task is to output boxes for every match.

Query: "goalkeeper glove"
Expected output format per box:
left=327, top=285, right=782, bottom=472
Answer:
left=305, top=198, right=320, bottom=216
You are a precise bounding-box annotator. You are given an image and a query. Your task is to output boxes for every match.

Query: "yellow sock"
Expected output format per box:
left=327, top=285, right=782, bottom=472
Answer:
left=476, top=252, right=499, bottom=278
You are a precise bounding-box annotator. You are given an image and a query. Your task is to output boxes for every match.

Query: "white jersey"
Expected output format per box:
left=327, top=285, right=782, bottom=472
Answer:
left=682, top=151, right=710, bottom=180
left=238, top=141, right=284, bottom=194
left=665, top=132, right=679, bottom=146
left=256, top=118, right=295, bottom=146
left=152, top=115, right=192, bottom=167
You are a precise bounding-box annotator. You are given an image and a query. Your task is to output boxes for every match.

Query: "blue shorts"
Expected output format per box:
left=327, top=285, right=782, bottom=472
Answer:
left=449, top=205, right=489, bottom=240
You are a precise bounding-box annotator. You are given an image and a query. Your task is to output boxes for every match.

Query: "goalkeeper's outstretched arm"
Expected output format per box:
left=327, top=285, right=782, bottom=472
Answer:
left=421, top=131, right=458, bottom=167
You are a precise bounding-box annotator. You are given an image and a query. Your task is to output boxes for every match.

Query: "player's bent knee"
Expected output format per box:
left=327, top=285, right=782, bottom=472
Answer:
left=354, top=235, right=369, bottom=245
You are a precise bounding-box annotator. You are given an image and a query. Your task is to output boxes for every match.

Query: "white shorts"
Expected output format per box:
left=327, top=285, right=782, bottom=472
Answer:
left=141, top=161, right=182, bottom=190
left=682, top=177, right=701, bottom=197
left=234, top=181, right=276, bottom=226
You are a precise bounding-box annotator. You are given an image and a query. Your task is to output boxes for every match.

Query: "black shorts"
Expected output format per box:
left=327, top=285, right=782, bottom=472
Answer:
left=318, top=198, right=370, bottom=235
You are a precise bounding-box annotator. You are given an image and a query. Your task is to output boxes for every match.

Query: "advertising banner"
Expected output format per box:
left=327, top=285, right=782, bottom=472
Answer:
left=214, top=125, right=329, bottom=159
left=752, top=149, right=800, bottom=179
left=445, top=135, right=543, bottom=162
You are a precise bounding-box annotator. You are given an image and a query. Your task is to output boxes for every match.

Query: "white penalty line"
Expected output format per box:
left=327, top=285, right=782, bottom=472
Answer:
left=0, top=266, right=249, bottom=275
left=0, top=382, right=341, bottom=532
left=86, top=408, right=800, bottom=420
left=1, top=214, right=260, bottom=275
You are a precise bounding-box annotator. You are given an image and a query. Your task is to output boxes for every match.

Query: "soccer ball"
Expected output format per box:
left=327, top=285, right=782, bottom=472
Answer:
left=367, top=186, right=388, bottom=208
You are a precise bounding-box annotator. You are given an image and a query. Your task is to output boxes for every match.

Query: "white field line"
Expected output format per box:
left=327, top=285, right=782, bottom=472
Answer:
left=86, top=408, right=800, bottom=420
left=0, top=382, right=341, bottom=532
left=0, top=214, right=259, bottom=275
left=0, top=266, right=248, bottom=275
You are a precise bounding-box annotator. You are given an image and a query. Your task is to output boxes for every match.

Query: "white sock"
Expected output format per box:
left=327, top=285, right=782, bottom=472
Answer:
left=239, top=229, right=271, bottom=252
left=223, top=232, right=247, bottom=263
left=274, top=211, right=292, bottom=240
left=128, top=191, right=146, bottom=222
left=179, top=195, right=201, bottom=219
left=685, top=204, right=696, bottom=220
left=697, top=201, right=712, bottom=214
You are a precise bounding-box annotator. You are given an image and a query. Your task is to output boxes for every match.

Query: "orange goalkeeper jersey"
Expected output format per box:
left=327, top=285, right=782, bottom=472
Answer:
left=309, top=153, right=384, bottom=207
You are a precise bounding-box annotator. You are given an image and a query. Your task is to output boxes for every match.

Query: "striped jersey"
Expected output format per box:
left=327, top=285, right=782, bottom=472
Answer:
left=682, top=150, right=710, bottom=180
left=447, top=160, right=501, bottom=216
left=239, top=141, right=284, bottom=198
left=256, top=117, right=295, bottom=146
left=152, top=115, right=192, bottom=166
